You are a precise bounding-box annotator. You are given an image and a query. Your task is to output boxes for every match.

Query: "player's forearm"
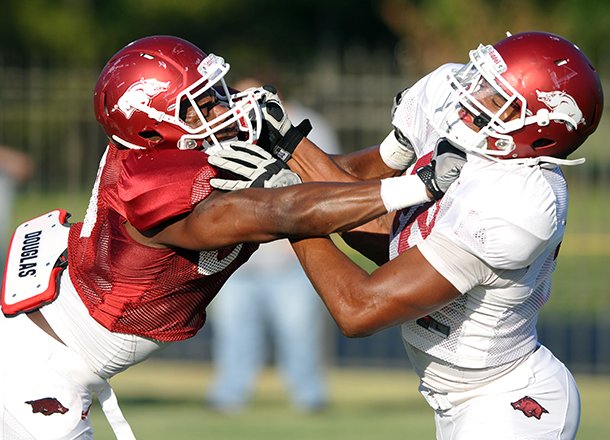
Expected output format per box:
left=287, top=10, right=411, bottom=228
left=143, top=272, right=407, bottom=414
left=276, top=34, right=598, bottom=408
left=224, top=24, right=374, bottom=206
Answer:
left=287, top=138, right=355, bottom=183
left=288, top=139, right=396, bottom=183
left=291, top=236, right=398, bottom=337
left=291, top=236, right=372, bottom=335
left=270, top=181, right=387, bottom=237
left=168, top=180, right=387, bottom=251
left=330, top=146, right=400, bottom=180
left=213, top=172, right=428, bottom=244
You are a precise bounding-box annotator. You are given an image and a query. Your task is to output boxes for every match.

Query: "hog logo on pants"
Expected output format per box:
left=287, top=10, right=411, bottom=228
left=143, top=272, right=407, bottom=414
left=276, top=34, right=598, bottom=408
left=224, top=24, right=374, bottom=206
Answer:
left=25, top=397, right=69, bottom=416
left=511, top=396, right=548, bottom=419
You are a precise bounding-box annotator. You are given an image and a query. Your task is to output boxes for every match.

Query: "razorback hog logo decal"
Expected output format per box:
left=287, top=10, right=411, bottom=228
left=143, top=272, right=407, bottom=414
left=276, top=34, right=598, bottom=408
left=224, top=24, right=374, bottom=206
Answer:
left=25, top=397, right=69, bottom=416
left=116, top=78, right=170, bottom=119
left=536, top=90, right=584, bottom=131
left=511, top=396, right=548, bottom=419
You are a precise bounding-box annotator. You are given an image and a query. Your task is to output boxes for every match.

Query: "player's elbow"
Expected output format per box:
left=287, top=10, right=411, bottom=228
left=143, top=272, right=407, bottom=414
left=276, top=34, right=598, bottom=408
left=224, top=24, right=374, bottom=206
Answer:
left=339, top=324, right=374, bottom=339
left=339, top=321, right=378, bottom=338
left=334, top=309, right=379, bottom=338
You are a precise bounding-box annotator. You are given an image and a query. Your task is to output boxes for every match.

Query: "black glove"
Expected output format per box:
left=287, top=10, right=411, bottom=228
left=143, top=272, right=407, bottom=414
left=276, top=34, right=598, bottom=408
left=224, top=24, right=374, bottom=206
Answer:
left=416, top=139, right=467, bottom=200
left=209, top=141, right=302, bottom=190
left=256, top=85, right=312, bottom=162
left=391, top=87, right=409, bottom=120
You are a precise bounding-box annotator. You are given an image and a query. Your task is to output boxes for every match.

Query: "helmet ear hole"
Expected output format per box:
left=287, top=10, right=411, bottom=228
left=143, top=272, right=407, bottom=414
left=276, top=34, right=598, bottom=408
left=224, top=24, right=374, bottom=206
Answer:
left=532, top=138, right=556, bottom=150
left=102, top=93, right=110, bottom=117
left=139, top=130, right=162, bottom=142
left=179, top=98, right=191, bottom=121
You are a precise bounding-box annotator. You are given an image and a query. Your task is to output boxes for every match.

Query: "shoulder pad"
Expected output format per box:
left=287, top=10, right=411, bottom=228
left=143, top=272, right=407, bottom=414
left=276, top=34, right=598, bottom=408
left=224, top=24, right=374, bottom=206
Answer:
left=438, top=162, right=559, bottom=269
left=119, top=149, right=217, bottom=231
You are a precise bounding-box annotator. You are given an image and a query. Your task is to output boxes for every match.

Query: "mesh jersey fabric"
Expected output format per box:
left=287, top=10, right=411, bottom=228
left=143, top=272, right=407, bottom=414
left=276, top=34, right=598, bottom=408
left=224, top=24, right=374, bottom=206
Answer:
left=388, top=64, right=568, bottom=369
left=67, top=144, right=257, bottom=342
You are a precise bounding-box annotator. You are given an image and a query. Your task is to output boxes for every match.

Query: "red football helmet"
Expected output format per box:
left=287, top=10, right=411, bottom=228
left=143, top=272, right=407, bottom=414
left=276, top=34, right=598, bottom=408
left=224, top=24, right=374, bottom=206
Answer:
left=442, top=31, right=603, bottom=159
left=94, top=35, right=261, bottom=151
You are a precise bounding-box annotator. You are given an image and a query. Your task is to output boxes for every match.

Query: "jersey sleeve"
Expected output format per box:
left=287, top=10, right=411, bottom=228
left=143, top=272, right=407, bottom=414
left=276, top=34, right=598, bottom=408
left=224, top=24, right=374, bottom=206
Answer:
left=391, top=63, right=460, bottom=158
left=417, top=229, right=493, bottom=293
left=433, top=161, right=559, bottom=270
left=118, top=149, right=217, bottom=231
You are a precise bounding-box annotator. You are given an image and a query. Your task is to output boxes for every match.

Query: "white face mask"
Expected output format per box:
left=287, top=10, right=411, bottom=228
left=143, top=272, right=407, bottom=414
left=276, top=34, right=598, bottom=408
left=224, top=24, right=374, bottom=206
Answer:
left=428, top=45, right=525, bottom=157
left=177, top=87, right=262, bottom=152
left=174, top=55, right=262, bottom=151
left=429, top=89, right=488, bottom=153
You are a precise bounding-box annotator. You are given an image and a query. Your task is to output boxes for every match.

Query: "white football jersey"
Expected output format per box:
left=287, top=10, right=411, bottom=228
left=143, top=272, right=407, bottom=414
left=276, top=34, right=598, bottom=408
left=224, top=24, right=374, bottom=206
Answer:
left=389, top=65, right=568, bottom=373
left=391, top=63, right=464, bottom=159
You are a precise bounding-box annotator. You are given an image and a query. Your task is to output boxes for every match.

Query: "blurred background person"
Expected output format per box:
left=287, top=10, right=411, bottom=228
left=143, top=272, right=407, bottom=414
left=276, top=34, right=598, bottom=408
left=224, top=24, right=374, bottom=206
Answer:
left=205, top=77, right=341, bottom=414
left=0, top=145, right=34, bottom=273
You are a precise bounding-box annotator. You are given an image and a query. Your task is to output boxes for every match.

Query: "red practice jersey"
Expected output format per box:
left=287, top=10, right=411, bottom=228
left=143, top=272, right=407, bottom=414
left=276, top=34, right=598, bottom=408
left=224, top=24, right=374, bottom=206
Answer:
left=67, top=144, right=257, bottom=342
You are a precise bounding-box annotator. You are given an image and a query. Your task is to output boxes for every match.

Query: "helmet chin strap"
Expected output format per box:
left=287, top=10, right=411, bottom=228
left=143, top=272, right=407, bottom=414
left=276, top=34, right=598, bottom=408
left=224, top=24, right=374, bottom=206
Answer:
left=481, top=135, right=585, bottom=166
left=466, top=145, right=586, bottom=167
left=437, top=112, right=586, bottom=166
left=111, top=135, right=146, bottom=150
left=503, top=155, right=586, bottom=167
left=500, top=109, right=578, bottom=134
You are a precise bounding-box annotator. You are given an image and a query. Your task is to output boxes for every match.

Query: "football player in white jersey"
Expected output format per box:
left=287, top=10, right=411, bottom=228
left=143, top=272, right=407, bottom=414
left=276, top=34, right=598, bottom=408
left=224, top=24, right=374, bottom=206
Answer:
left=211, top=31, right=603, bottom=439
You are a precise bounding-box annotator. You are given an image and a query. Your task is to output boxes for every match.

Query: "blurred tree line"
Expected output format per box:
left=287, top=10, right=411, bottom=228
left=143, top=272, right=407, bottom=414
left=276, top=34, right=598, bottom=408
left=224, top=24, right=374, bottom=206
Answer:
left=0, top=0, right=396, bottom=76
left=0, top=0, right=608, bottom=77
left=381, top=0, right=610, bottom=75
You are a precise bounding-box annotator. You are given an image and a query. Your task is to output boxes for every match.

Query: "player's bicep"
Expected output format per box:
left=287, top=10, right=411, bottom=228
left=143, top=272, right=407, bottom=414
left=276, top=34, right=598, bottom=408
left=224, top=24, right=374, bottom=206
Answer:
left=358, top=247, right=461, bottom=332
left=357, top=230, right=495, bottom=332
left=152, top=190, right=281, bottom=251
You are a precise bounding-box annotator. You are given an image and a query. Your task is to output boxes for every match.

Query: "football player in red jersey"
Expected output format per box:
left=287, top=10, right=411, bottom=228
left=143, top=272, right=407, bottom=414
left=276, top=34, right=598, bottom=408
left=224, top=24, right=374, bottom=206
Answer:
left=0, top=35, right=460, bottom=439
left=213, top=32, right=603, bottom=439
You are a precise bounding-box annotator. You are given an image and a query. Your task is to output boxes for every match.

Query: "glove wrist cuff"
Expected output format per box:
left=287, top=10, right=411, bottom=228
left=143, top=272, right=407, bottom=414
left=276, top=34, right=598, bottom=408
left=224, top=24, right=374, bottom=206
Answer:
left=416, top=164, right=445, bottom=200
left=272, top=119, right=312, bottom=162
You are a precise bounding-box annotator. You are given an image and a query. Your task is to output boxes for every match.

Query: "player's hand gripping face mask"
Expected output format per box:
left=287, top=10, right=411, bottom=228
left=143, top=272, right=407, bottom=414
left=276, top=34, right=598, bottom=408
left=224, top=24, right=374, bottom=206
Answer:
left=94, top=36, right=263, bottom=152
left=238, top=85, right=312, bottom=163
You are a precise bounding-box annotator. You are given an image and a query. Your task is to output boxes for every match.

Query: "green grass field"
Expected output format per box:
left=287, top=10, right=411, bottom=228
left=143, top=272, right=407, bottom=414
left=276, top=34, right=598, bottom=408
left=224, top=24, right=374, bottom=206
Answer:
left=89, top=360, right=610, bottom=439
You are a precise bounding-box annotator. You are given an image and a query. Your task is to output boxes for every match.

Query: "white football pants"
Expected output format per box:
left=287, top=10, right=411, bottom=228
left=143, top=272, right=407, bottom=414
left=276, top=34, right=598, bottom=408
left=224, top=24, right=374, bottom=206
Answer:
left=424, top=345, right=580, bottom=440
left=0, top=312, right=135, bottom=439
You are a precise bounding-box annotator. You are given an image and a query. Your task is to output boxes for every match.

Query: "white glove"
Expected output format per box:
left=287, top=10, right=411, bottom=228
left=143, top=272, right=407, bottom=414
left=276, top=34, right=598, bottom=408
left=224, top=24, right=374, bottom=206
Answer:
left=416, top=139, right=467, bottom=200
left=209, top=141, right=302, bottom=190
left=254, top=85, right=312, bottom=162
left=379, top=129, right=416, bottom=170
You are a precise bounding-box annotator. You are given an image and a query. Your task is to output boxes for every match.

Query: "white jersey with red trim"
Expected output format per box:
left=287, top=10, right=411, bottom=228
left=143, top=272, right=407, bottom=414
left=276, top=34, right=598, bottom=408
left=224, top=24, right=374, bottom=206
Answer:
left=388, top=64, right=568, bottom=371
